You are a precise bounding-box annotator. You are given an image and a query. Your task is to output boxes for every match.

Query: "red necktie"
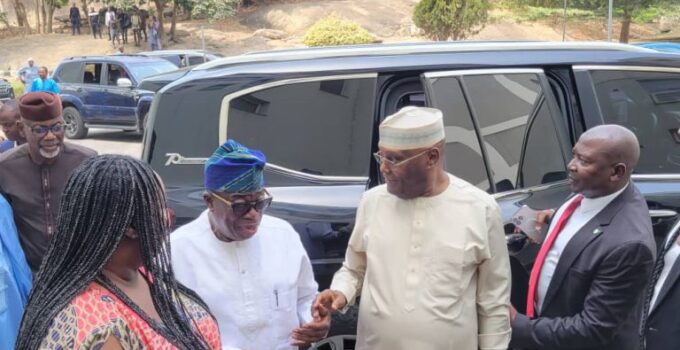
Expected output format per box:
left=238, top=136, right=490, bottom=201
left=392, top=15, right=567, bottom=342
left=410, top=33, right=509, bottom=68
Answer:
left=525, top=194, right=584, bottom=318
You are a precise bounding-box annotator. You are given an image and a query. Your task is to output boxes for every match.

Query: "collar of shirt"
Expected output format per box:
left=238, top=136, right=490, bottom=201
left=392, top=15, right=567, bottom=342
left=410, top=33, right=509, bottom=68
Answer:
left=578, top=183, right=628, bottom=214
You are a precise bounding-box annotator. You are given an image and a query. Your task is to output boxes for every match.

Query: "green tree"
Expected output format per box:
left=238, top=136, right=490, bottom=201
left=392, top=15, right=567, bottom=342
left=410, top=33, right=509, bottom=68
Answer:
left=190, top=0, right=240, bottom=21
left=413, top=0, right=490, bottom=41
left=616, top=0, right=654, bottom=43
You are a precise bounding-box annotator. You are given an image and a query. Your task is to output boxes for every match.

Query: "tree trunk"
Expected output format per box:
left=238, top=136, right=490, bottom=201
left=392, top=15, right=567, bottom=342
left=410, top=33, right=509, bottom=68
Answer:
left=619, top=11, right=631, bottom=43
left=80, top=0, right=88, bottom=19
left=47, top=4, right=55, bottom=34
left=41, top=0, right=47, bottom=34
left=12, top=0, right=30, bottom=28
left=35, top=0, right=42, bottom=33
left=169, top=0, right=177, bottom=42
left=153, top=0, right=166, bottom=46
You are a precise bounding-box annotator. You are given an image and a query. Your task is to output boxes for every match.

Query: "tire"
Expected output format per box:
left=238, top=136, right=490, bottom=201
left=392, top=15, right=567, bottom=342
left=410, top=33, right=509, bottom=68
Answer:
left=63, top=106, right=88, bottom=139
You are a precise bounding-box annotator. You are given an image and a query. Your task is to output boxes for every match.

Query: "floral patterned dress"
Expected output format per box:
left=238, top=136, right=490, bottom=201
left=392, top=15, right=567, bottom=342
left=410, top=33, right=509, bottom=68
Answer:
left=40, top=277, right=221, bottom=349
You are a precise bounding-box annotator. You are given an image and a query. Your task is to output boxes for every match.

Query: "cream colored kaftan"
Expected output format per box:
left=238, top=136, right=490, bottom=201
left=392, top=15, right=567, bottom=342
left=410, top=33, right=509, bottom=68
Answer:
left=331, top=174, right=511, bottom=350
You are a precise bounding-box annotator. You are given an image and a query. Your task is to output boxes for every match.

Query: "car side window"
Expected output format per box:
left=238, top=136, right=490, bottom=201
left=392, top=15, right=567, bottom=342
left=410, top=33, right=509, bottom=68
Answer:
left=422, top=76, right=490, bottom=190
left=465, top=73, right=566, bottom=191
left=57, top=62, right=83, bottom=84
left=590, top=70, right=680, bottom=173
left=188, top=56, right=206, bottom=66
left=226, top=77, right=376, bottom=177
left=83, top=63, right=102, bottom=85
left=107, top=64, right=129, bottom=86
left=425, top=71, right=568, bottom=192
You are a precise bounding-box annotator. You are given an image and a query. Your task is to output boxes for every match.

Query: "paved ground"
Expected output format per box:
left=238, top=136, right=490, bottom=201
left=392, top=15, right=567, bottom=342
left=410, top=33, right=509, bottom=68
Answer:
left=69, top=129, right=143, bottom=158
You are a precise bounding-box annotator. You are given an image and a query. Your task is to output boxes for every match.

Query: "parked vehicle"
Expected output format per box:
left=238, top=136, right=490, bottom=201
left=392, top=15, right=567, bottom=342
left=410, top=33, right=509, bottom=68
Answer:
left=144, top=41, right=680, bottom=342
left=52, top=55, right=177, bottom=139
left=634, top=42, right=680, bottom=54
left=138, top=49, right=223, bottom=68
left=0, top=78, right=15, bottom=101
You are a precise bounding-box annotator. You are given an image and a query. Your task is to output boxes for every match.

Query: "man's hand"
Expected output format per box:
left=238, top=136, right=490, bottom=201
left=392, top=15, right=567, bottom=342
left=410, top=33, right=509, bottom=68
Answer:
left=290, top=313, right=331, bottom=347
left=534, top=209, right=555, bottom=232
left=312, top=289, right=347, bottom=319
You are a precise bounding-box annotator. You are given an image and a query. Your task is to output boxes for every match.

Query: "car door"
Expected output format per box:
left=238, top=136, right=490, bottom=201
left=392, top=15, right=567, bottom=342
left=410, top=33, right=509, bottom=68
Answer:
left=78, top=62, right=108, bottom=123
left=101, top=62, right=137, bottom=126
left=573, top=66, right=680, bottom=247
left=419, top=68, right=574, bottom=310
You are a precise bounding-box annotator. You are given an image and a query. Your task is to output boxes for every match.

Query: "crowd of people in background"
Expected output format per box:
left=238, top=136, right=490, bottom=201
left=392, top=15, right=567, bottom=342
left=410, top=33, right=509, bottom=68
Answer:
left=66, top=2, right=161, bottom=51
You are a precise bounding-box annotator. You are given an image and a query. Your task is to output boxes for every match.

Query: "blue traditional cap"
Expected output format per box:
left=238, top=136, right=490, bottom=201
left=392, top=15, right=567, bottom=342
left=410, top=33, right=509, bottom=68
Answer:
left=204, top=140, right=266, bottom=193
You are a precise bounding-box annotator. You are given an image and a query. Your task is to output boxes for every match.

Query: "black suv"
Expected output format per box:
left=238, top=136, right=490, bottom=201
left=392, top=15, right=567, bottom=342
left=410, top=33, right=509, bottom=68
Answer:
left=52, top=55, right=177, bottom=138
left=143, top=41, right=680, bottom=336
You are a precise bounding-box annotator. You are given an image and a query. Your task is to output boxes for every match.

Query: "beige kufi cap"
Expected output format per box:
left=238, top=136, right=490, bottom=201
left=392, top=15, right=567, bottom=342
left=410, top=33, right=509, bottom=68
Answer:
left=379, top=106, right=445, bottom=150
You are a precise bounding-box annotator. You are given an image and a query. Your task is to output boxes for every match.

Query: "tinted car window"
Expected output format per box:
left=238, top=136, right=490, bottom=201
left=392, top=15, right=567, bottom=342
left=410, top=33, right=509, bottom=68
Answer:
left=591, top=70, right=680, bottom=173
left=83, top=63, right=102, bottom=85
left=107, top=64, right=130, bottom=86
left=57, top=62, right=83, bottom=83
left=127, top=61, right=178, bottom=81
left=521, top=100, right=568, bottom=187
left=188, top=55, right=207, bottom=66
left=227, top=77, right=376, bottom=177
left=465, top=73, right=549, bottom=191
left=425, top=76, right=490, bottom=190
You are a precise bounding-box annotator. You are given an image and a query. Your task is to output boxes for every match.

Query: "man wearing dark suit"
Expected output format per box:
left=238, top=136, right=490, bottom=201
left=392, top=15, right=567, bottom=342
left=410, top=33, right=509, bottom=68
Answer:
left=641, top=220, right=680, bottom=350
left=510, top=124, right=656, bottom=350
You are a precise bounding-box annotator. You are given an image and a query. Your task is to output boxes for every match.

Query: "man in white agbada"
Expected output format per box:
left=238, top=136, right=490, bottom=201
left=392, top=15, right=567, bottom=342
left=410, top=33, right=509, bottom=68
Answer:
left=171, top=139, right=330, bottom=350
left=313, top=106, right=512, bottom=350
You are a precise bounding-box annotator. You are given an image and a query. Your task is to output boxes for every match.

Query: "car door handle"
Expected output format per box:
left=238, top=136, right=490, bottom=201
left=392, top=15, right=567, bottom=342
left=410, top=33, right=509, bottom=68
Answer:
left=649, top=209, right=678, bottom=219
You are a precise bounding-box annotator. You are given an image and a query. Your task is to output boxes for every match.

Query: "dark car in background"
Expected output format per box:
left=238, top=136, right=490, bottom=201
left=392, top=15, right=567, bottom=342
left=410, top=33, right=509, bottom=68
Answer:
left=138, top=49, right=223, bottom=68
left=143, top=41, right=680, bottom=343
left=0, top=78, right=15, bottom=101
left=53, top=55, right=177, bottom=139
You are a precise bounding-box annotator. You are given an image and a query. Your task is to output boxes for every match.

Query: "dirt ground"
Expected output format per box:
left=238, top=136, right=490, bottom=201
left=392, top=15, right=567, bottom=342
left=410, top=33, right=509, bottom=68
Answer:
left=0, top=0, right=675, bottom=75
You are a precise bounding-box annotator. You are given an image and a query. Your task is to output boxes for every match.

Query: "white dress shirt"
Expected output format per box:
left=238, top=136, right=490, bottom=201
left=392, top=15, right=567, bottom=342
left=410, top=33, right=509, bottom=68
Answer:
left=171, top=210, right=318, bottom=350
left=536, top=185, right=627, bottom=313
left=649, top=233, right=680, bottom=311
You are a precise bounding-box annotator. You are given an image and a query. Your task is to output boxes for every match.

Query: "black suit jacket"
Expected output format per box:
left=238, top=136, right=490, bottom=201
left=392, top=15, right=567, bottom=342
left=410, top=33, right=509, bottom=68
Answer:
left=644, top=229, right=680, bottom=350
left=511, top=183, right=656, bottom=350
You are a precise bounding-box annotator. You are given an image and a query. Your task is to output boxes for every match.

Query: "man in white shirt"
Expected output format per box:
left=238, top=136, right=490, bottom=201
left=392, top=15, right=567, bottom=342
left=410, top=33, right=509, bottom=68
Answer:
left=510, top=125, right=656, bottom=350
left=313, top=106, right=512, bottom=350
left=171, top=139, right=330, bottom=350
left=17, top=58, right=39, bottom=93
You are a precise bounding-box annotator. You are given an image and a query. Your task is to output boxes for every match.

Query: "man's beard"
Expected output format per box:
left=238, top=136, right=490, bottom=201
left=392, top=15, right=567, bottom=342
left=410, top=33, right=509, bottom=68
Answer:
left=39, top=145, right=61, bottom=159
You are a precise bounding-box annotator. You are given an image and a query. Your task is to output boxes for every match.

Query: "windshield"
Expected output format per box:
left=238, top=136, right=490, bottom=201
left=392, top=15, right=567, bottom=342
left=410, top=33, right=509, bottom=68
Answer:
left=127, top=61, right=178, bottom=81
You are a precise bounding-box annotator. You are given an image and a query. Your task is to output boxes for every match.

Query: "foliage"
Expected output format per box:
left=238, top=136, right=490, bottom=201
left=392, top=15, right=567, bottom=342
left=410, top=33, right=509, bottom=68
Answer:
left=191, top=0, right=240, bottom=21
left=413, top=0, right=490, bottom=41
left=514, top=6, right=597, bottom=22
left=303, top=16, right=374, bottom=47
left=0, top=12, right=8, bottom=28
left=633, top=3, right=680, bottom=23
left=10, top=78, right=24, bottom=97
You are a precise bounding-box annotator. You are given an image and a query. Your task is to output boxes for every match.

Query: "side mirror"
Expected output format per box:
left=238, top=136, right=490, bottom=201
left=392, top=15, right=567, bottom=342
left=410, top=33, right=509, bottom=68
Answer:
left=117, top=78, right=133, bottom=88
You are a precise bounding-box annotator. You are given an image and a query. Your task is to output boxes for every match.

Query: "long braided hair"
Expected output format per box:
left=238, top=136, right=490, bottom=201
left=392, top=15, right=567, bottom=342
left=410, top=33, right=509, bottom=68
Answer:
left=16, top=155, right=213, bottom=350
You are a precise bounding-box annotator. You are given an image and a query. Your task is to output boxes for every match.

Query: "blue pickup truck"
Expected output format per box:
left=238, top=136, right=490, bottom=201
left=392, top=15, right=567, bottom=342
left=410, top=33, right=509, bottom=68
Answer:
left=53, top=55, right=177, bottom=139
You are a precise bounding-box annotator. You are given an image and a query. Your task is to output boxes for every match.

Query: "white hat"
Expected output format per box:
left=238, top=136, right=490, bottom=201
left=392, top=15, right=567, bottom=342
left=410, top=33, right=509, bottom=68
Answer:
left=379, top=106, right=445, bottom=150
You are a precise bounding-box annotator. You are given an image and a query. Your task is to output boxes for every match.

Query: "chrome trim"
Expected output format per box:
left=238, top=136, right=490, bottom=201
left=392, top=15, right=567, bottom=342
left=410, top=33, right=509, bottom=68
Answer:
left=424, top=68, right=544, bottom=78
left=196, top=42, right=653, bottom=71
left=633, top=174, right=680, bottom=181
left=164, top=153, right=368, bottom=184
left=649, top=209, right=678, bottom=219
left=310, top=258, right=345, bottom=266
left=492, top=180, right=570, bottom=200
left=574, top=65, right=680, bottom=74
left=219, top=73, right=377, bottom=145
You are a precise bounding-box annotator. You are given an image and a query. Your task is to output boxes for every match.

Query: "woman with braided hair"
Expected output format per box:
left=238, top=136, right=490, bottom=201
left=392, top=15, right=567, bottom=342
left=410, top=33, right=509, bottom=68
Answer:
left=15, top=155, right=221, bottom=349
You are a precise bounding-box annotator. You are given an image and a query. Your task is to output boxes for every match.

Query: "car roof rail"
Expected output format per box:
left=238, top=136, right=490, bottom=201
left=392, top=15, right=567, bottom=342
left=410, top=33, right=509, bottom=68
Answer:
left=194, top=41, right=656, bottom=71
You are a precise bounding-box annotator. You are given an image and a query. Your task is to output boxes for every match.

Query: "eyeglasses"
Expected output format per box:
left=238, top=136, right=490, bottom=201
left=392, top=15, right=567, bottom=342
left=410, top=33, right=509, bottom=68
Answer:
left=210, top=190, right=273, bottom=217
left=28, top=122, right=64, bottom=137
left=373, top=148, right=431, bottom=167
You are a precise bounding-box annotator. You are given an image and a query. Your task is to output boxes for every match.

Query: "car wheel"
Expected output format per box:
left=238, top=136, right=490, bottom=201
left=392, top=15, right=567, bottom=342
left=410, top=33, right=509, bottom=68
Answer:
left=63, top=106, right=88, bottom=139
